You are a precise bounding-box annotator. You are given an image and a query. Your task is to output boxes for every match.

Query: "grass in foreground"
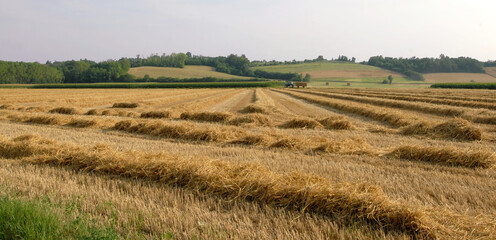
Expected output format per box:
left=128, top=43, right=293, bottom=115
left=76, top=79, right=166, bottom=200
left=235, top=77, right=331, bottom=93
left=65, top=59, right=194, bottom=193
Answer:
left=0, top=195, right=118, bottom=240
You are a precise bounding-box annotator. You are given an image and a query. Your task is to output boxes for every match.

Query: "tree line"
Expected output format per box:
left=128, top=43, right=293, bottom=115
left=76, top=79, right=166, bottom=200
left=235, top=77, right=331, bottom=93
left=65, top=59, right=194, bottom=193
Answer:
left=367, top=55, right=485, bottom=81
left=0, top=61, right=63, bottom=84
left=2, top=52, right=493, bottom=84
left=251, top=55, right=356, bottom=67
left=48, top=59, right=131, bottom=83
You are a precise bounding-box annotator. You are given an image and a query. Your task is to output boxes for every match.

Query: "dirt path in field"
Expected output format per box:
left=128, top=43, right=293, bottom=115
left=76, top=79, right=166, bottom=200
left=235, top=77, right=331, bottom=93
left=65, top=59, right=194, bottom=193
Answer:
left=207, top=89, right=254, bottom=113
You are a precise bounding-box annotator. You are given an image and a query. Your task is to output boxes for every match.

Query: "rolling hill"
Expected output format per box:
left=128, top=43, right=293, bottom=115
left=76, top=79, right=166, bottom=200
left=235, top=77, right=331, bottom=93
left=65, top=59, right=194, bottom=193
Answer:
left=423, top=72, right=496, bottom=83
left=128, top=66, right=250, bottom=79
left=484, top=67, right=496, bottom=78
left=253, top=62, right=413, bottom=87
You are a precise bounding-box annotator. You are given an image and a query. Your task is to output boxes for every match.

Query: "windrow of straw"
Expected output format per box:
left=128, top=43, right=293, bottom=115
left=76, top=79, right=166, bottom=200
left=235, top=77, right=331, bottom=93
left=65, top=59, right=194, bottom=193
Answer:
left=48, top=107, right=79, bottom=115
left=113, top=120, right=238, bottom=142
left=388, top=145, right=496, bottom=168
left=320, top=89, right=496, bottom=111
left=8, top=113, right=111, bottom=129
left=24, top=116, right=62, bottom=125
left=240, top=104, right=268, bottom=114
left=0, top=134, right=435, bottom=238
left=65, top=119, right=98, bottom=128
left=140, top=111, right=171, bottom=119
left=180, top=112, right=233, bottom=123
left=85, top=109, right=139, bottom=118
left=112, top=102, right=139, bottom=108
left=318, top=116, right=355, bottom=130
left=280, top=118, right=324, bottom=129
left=273, top=89, right=411, bottom=127
left=314, top=138, right=373, bottom=155
left=472, top=116, right=496, bottom=125
left=0, top=104, right=14, bottom=110
left=400, top=118, right=484, bottom=141
left=228, top=113, right=273, bottom=127
left=297, top=90, right=466, bottom=117
left=320, top=89, right=496, bottom=104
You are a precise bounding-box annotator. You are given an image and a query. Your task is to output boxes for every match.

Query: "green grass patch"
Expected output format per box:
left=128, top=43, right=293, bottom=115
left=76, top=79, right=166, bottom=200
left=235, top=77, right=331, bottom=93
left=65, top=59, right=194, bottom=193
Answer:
left=27, top=81, right=284, bottom=89
left=430, top=83, right=496, bottom=89
left=0, top=195, right=118, bottom=240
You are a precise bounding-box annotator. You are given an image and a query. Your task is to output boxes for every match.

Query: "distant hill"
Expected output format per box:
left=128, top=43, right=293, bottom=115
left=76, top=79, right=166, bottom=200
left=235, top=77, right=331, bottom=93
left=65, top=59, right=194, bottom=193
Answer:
left=254, top=62, right=402, bottom=79
left=485, top=67, right=496, bottom=78
left=253, top=62, right=412, bottom=87
left=128, top=66, right=249, bottom=79
left=423, top=72, right=496, bottom=83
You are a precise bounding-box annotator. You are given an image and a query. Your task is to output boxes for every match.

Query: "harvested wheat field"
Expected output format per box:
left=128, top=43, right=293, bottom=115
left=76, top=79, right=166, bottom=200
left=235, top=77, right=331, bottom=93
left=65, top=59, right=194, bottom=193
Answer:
left=1, top=87, right=496, bottom=239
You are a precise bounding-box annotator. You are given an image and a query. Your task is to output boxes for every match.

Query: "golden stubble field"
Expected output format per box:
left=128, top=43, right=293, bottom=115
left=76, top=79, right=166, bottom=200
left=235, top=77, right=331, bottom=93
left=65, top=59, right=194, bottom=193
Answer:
left=1, top=87, right=496, bottom=239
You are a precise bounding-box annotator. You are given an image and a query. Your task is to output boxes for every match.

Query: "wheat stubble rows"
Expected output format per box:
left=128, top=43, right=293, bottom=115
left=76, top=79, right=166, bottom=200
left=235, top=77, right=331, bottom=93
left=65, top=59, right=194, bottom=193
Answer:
left=0, top=88, right=495, bottom=239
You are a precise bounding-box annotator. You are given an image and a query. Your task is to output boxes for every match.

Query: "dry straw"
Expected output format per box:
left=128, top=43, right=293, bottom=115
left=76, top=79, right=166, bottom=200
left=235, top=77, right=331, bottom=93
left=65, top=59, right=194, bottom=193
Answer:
left=0, top=134, right=435, bottom=238
left=270, top=137, right=306, bottom=150
left=318, top=116, right=355, bottom=130
left=229, top=134, right=272, bottom=145
left=24, top=116, right=62, bottom=125
left=298, top=90, right=466, bottom=117
left=180, top=112, right=233, bottom=123
left=113, top=120, right=232, bottom=142
left=275, top=89, right=410, bottom=127
left=65, top=119, right=98, bottom=128
left=0, top=104, right=14, bottom=110
left=112, top=102, right=139, bottom=108
left=401, top=118, right=484, bottom=141
left=140, top=111, right=171, bottom=119
left=314, top=138, right=373, bottom=155
left=48, top=107, right=79, bottom=115
left=240, top=104, right=268, bottom=114
left=389, top=145, right=496, bottom=168
left=85, top=109, right=99, bottom=115
left=229, top=113, right=273, bottom=127
left=280, top=118, right=323, bottom=129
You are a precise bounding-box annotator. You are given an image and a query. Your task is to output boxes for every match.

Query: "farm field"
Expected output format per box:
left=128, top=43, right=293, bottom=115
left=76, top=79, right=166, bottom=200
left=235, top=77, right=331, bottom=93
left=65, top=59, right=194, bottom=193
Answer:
left=424, top=72, right=496, bottom=83
left=1, top=88, right=496, bottom=239
left=253, top=62, right=422, bottom=88
left=484, top=67, right=496, bottom=78
left=128, top=66, right=250, bottom=79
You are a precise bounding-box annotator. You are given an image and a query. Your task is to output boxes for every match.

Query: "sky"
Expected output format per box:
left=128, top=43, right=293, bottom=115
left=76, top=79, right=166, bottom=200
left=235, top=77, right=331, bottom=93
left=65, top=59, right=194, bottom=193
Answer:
left=0, top=0, right=495, bottom=63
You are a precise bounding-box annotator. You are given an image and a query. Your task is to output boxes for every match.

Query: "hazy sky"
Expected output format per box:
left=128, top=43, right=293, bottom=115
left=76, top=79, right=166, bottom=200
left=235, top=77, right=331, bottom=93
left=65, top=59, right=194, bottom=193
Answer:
left=1, top=0, right=495, bottom=63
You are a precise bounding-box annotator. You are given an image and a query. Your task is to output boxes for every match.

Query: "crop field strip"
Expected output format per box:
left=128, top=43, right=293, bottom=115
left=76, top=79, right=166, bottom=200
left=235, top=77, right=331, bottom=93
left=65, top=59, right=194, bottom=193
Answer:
left=1, top=88, right=496, bottom=239
left=331, top=88, right=496, bottom=102
left=315, top=89, right=496, bottom=110
left=291, top=89, right=496, bottom=127
left=272, top=89, right=493, bottom=142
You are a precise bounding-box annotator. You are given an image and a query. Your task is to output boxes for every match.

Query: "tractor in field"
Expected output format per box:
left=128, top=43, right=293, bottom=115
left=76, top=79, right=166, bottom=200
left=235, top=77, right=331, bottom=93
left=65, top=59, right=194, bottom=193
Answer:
left=285, top=81, right=294, bottom=88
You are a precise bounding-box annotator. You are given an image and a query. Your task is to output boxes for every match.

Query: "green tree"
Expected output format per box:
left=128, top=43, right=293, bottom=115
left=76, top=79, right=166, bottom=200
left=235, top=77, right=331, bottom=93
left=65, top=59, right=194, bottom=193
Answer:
left=388, top=75, right=393, bottom=85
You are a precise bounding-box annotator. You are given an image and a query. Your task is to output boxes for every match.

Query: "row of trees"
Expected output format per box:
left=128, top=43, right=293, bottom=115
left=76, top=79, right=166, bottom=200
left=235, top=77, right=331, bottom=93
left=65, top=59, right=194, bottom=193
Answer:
left=129, top=53, right=187, bottom=68
left=0, top=61, right=63, bottom=84
left=367, top=55, right=485, bottom=81
left=251, top=55, right=356, bottom=67
left=47, top=58, right=131, bottom=83
left=484, top=61, right=496, bottom=67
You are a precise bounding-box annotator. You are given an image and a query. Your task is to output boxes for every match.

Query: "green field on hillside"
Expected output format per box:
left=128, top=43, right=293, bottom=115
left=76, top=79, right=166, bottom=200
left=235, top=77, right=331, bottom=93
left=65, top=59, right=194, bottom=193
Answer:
left=253, top=62, right=419, bottom=88
left=128, top=66, right=249, bottom=79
